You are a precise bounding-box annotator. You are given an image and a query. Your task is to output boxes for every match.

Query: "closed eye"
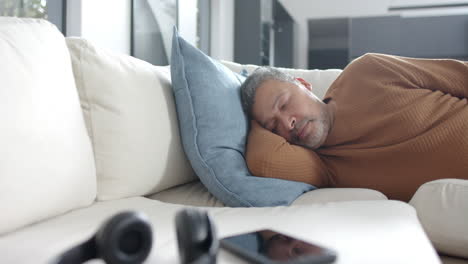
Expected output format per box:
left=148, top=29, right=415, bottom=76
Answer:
left=279, top=95, right=289, bottom=111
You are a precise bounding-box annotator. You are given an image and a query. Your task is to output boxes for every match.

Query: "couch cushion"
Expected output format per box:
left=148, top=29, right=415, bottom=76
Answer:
left=148, top=180, right=387, bottom=207
left=170, top=28, right=315, bottom=207
left=148, top=181, right=225, bottom=207
left=0, top=198, right=440, bottom=263
left=291, top=188, right=387, bottom=205
left=221, top=60, right=342, bottom=100
left=0, top=18, right=96, bottom=234
left=66, top=37, right=195, bottom=200
left=410, top=179, right=468, bottom=259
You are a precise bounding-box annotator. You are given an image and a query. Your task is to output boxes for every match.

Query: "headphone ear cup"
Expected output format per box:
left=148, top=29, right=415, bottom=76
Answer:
left=205, top=213, right=219, bottom=259
left=187, top=209, right=209, bottom=243
left=95, top=211, right=153, bottom=264
left=51, top=237, right=98, bottom=264
left=175, top=209, right=218, bottom=264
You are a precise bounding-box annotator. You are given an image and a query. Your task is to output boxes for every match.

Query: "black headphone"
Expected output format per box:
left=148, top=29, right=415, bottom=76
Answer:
left=51, top=211, right=153, bottom=264
left=51, top=209, right=218, bottom=264
left=175, top=208, right=218, bottom=264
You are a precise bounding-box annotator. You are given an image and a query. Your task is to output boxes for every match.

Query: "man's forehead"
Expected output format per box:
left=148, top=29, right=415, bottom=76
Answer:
left=259, top=79, right=287, bottom=90
left=255, top=80, right=287, bottom=102
left=252, top=80, right=287, bottom=125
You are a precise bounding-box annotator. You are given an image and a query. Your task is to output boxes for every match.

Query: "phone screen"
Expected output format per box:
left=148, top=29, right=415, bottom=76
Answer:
left=220, top=229, right=337, bottom=264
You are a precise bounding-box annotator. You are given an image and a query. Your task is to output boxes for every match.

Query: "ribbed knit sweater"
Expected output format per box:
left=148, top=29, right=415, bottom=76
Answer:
left=246, top=53, right=468, bottom=201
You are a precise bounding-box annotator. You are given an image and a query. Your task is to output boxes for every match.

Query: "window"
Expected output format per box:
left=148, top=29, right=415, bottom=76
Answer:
left=0, top=0, right=47, bottom=18
left=1, top=0, right=66, bottom=34
left=131, top=0, right=210, bottom=65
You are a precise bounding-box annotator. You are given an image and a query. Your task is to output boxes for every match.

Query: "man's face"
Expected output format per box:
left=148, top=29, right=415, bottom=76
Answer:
left=251, top=79, right=331, bottom=150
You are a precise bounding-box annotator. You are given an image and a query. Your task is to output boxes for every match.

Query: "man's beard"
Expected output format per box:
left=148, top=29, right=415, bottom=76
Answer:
left=295, top=120, right=326, bottom=150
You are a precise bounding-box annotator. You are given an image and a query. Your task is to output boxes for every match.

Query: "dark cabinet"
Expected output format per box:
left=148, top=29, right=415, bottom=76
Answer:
left=234, top=0, right=294, bottom=67
left=309, top=14, right=468, bottom=69
left=308, top=18, right=350, bottom=69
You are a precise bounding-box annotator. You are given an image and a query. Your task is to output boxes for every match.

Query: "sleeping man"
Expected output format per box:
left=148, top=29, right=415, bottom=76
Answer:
left=240, top=53, right=468, bottom=201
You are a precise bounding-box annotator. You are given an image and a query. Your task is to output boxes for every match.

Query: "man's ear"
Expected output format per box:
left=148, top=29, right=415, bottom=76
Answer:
left=296, top=77, right=312, bottom=91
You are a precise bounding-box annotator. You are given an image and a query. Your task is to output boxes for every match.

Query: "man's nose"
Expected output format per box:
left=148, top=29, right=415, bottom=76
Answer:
left=279, top=115, right=296, bottom=138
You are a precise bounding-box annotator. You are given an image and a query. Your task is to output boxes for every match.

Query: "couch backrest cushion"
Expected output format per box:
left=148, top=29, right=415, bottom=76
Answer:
left=66, top=37, right=195, bottom=200
left=170, top=28, right=315, bottom=207
left=0, top=18, right=96, bottom=235
left=221, top=61, right=342, bottom=100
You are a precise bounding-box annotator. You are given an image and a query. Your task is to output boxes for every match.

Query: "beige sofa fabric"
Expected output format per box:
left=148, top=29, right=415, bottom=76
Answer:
left=149, top=181, right=388, bottom=207
left=66, top=37, right=195, bottom=200
left=148, top=181, right=225, bottom=207
left=291, top=188, right=387, bottom=205
left=0, top=18, right=96, bottom=235
left=0, top=197, right=440, bottom=264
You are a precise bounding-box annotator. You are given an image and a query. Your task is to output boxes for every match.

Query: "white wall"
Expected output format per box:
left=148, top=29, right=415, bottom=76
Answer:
left=279, top=0, right=391, bottom=21
left=178, top=0, right=198, bottom=47
left=210, top=0, right=234, bottom=61
left=66, top=0, right=82, bottom=38
left=66, top=0, right=131, bottom=55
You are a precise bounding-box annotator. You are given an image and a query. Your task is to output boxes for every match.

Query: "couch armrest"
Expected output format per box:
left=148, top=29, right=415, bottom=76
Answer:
left=410, top=179, right=468, bottom=259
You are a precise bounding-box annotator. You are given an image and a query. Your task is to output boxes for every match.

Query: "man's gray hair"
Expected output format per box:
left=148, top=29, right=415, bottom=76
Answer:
left=240, top=67, right=297, bottom=118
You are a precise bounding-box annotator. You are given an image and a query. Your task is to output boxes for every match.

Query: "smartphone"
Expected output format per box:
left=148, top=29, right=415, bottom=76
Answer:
left=220, top=229, right=337, bottom=264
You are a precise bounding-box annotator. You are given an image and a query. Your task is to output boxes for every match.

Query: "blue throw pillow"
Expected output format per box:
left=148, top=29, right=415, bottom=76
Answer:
left=170, top=28, right=315, bottom=207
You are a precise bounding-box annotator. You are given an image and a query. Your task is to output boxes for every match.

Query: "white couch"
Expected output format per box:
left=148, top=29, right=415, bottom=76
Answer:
left=0, top=17, right=467, bottom=264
